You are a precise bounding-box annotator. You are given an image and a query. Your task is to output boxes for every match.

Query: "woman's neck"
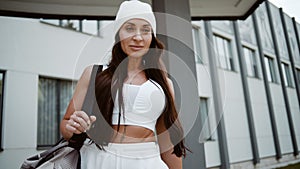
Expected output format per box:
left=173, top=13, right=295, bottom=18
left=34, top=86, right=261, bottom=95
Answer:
left=127, top=57, right=143, bottom=73
left=126, top=57, right=146, bottom=83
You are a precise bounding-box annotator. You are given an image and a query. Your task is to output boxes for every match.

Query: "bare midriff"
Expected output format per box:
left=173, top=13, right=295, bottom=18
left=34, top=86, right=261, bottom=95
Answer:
left=111, top=125, right=156, bottom=143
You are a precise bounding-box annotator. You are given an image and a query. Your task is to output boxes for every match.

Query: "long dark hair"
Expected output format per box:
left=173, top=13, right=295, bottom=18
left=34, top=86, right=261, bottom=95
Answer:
left=95, top=33, right=187, bottom=157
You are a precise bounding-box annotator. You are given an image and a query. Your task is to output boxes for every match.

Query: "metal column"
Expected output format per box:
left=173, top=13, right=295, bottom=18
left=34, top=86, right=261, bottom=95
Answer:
left=252, top=12, right=282, bottom=159
left=266, top=1, right=299, bottom=156
left=204, top=21, right=230, bottom=169
left=280, top=10, right=300, bottom=113
left=152, top=0, right=206, bottom=169
left=233, top=21, right=260, bottom=164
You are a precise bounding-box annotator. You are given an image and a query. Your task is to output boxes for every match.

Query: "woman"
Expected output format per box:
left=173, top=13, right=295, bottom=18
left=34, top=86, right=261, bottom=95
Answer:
left=60, top=1, right=187, bottom=168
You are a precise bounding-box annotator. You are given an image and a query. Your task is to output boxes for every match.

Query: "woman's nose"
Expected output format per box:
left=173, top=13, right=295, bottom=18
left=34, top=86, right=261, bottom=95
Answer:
left=133, top=33, right=143, bottom=41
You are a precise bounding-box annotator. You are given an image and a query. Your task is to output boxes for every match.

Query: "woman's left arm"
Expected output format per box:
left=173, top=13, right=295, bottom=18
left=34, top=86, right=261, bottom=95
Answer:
left=161, top=149, right=183, bottom=169
left=156, top=78, right=182, bottom=169
left=156, top=117, right=183, bottom=169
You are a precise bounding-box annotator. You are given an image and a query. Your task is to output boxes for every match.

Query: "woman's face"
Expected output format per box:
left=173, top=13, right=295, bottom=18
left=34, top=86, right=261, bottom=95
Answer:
left=118, top=19, right=153, bottom=58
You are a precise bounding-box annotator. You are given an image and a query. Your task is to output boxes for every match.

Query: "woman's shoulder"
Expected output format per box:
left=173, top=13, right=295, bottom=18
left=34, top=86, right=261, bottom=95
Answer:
left=81, top=65, right=94, bottom=81
left=76, top=64, right=97, bottom=89
left=81, top=64, right=108, bottom=81
left=83, top=65, right=94, bottom=74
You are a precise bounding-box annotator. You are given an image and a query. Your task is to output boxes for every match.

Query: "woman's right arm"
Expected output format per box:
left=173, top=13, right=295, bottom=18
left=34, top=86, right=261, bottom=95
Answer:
left=60, top=65, right=96, bottom=140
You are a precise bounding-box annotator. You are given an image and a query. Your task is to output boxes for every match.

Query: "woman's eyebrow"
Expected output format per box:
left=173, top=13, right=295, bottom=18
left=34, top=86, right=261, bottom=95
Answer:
left=125, top=22, right=135, bottom=26
left=124, top=22, right=151, bottom=27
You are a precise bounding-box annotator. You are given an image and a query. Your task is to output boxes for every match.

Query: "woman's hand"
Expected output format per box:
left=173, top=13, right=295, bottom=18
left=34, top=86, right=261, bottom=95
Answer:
left=66, top=111, right=97, bottom=134
left=60, top=65, right=96, bottom=139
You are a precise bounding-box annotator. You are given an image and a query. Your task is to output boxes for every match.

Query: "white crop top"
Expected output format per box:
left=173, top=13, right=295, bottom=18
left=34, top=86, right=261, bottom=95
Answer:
left=112, top=79, right=166, bottom=131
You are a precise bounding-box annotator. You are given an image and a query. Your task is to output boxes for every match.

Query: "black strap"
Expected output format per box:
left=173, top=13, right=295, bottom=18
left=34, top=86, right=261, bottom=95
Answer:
left=81, top=65, right=103, bottom=115
left=68, top=65, right=103, bottom=149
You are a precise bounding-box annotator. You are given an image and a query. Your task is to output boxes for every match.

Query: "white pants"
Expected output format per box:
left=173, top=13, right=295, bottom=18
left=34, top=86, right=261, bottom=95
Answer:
left=80, top=141, right=169, bottom=169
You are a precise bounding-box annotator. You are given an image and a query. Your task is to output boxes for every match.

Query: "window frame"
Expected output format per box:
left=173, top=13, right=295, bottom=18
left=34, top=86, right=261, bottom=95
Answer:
left=213, top=34, right=235, bottom=71
left=243, top=46, right=259, bottom=78
left=37, top=76, right=74, bottom=148
left=199, top=97, right=215, bottom=141
left=192, top=25, right=203, bottom=64
left=296, top=68, right=300, bottom=87
left=264, top=55, right=278, bottom=83
left=0, top=70, right=5, bottom=152
left=281, top=62, right=294, bottom=87
left=40, top=19, right=102, bottom=37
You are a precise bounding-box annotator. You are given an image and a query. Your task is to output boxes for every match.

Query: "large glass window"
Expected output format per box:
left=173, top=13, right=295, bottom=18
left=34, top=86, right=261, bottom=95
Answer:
left=0, top=71, right=5, bottom=151
left=41, top=19, right=101, bottom=36
left=296, top=69, right=300, bottom=86
left=243, top=47, right=259, bottom=78
left=37, top=77, right=73, bottom=147
left=213, top=35, right=235, bottom=71
left=281, top=63, right=293, bottom=87
left=199, top=98, right=215, bottom=141
left=192, top=26, right=203, bottom=64
left=264, top=56, right=277, bottom=83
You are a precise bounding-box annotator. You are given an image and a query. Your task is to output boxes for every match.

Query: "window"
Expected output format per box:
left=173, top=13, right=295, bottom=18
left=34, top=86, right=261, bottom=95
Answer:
left=281, top=63, right=293, bottom=87
left=296, top=69, right=300, bottom=86
left=192, top=26, right=203, bottom=64
left=0, top=71, right=5, bottom=151
left=37, top=77, right=74, bottom=147
left=62, top=20, right=80, bottom=31
left=41, top=19, right=101, bottom=36
left=213, top=35, right=235, bottom=71
left=58, top=19, right=81, bottom=31
left=243, top=47, right=259, bottom=78
left=264, top=56, right=277, bottom=83
left=199, top=98, right=214, bottom=141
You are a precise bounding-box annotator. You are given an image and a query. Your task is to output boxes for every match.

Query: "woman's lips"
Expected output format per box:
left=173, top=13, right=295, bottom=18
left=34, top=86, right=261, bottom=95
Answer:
left=129, top=45, right=144, bottom=51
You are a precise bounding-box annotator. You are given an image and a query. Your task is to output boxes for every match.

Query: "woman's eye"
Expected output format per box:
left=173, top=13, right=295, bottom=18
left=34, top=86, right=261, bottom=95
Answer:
left=126, top=27, right=135, bottom=32
left=142, top=28, right=151, bottom=34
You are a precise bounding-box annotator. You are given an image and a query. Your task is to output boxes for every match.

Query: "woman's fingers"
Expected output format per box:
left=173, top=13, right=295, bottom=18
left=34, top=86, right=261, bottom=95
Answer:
left=74, top=111, right=91, bottom=125
left=87, top=115, right=97, bottom=130
left=71, top=111, right=88, bottom=129
left=68, top=111, right=97, bottom=134
left=90, top=115, right=96, bottom=123
left=66, top=122, right=82, bottom=134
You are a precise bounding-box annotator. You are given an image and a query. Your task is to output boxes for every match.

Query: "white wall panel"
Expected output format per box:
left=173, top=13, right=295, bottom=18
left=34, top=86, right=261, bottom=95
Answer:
left=269, top=84, right=293, bottom=154
left=286, top=88, right=300, bottom=151
left=248, top=78, right=276, bottom=157
left=204, top=141, right=221, bottom=167
left=221, top=71, right=253, bottom=163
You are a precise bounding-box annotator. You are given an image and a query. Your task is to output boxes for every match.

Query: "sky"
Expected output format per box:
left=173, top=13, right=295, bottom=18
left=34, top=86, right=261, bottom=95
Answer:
left=268, top=0, right=300, bottom=23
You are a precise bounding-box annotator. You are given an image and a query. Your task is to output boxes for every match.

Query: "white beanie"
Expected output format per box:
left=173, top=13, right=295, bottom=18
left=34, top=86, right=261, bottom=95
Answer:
left=113, top=0, right=156, bottom=37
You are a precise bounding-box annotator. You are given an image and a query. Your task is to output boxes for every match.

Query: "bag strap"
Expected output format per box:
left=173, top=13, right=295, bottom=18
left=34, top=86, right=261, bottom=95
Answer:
left=81, top=65, right=103, bottom=115
left=68, top=65, right=103, bottom=150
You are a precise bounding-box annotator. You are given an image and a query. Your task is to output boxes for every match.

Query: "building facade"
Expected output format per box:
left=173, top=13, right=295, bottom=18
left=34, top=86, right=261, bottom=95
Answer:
left=0, top=1, right=300, bottom=168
